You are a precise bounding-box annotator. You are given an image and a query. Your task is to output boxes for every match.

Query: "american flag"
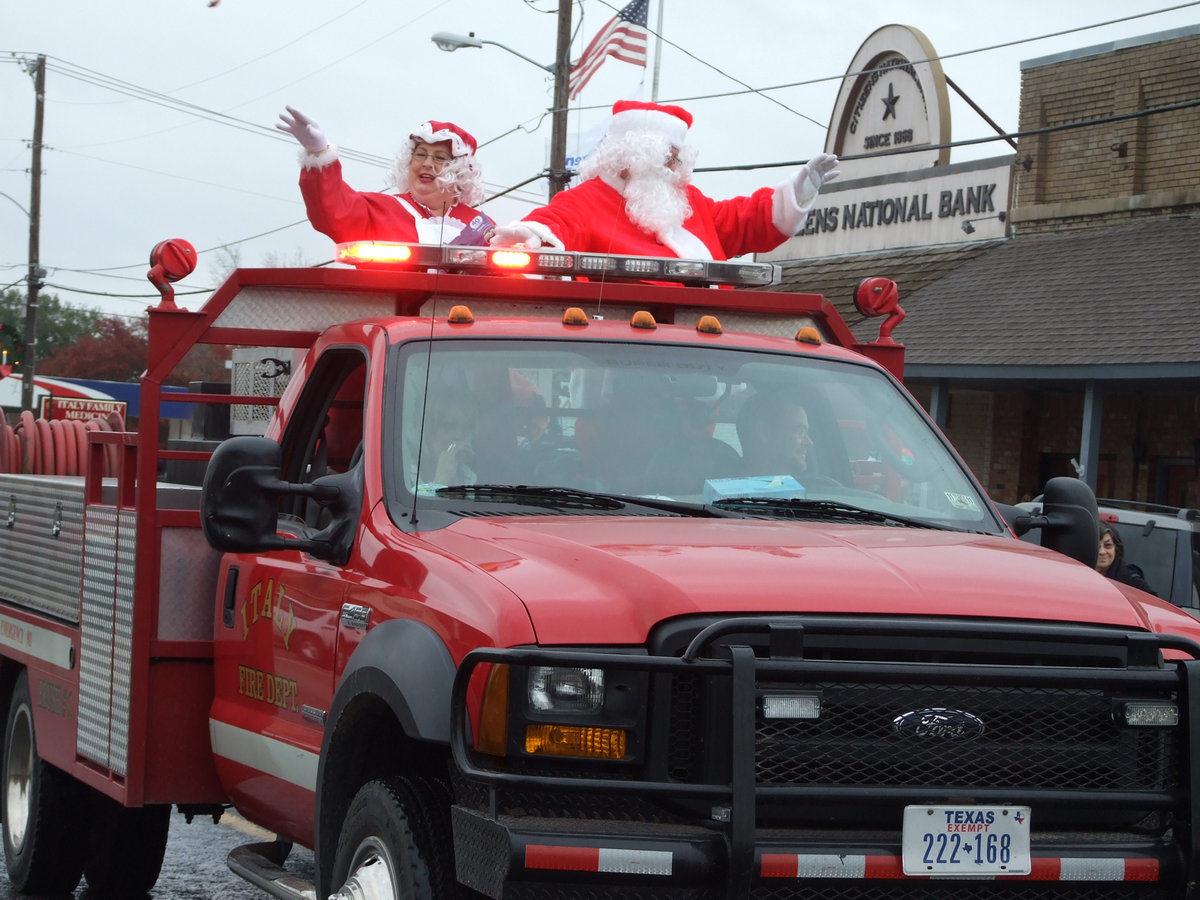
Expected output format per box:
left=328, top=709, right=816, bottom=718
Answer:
left=568, top=0, right=650, bottom=100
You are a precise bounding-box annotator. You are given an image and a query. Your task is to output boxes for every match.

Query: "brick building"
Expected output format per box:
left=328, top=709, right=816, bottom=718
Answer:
left=762, top=24, right=1200, bottom=508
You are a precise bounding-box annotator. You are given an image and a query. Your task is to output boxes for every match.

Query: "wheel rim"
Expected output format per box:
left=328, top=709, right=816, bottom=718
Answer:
left=332, top=837, right=399, bottom=900
left=4, top=704, right=34, bottom=854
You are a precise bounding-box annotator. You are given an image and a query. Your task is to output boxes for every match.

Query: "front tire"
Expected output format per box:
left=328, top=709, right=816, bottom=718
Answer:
left=329, top=776, right=457, bottom=899
left=2, top=669, right=88, bottom=893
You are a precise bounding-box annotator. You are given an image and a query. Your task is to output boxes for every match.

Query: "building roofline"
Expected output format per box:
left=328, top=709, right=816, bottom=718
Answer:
left=1021, top=24, right=1200, bottom=70
left=906, top=361, right=1200, bottom=387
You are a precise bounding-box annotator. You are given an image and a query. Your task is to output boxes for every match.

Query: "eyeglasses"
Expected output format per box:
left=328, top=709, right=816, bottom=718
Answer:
left=412, top=149, right=453, bottom=166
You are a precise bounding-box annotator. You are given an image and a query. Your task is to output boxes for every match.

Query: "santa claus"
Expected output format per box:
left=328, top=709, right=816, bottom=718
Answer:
left=277, top=106, right=494, bottom=246
left=489, top=99, right=838, bottom=260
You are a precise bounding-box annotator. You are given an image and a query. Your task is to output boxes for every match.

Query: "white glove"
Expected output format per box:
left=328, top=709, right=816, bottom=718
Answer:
left=277, top=106, right=329, bottom=154
left=793, top=152, right=840, bottom=208
left=489, top=222, right=543, bottom=249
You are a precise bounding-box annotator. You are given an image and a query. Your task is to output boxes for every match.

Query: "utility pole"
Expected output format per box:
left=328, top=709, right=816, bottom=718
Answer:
left=549, top=2, right=572, bottom=197
left=21, top=55, right=45, bottom=413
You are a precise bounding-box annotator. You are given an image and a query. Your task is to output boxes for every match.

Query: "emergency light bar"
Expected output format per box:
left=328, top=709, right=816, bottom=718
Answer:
left=334, top=241, right=781, bottom=288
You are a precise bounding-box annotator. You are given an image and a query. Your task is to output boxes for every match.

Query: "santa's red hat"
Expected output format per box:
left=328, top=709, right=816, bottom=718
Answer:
left=410, top=121, right=478, bottom=158
left=607, top=100, right=693, bottom=147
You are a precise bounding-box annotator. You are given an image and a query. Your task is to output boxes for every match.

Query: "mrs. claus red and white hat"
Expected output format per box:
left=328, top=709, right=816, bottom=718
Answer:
left=410, top=121, right=478, bottom=158
left=606, top=100, right=693, bottom=147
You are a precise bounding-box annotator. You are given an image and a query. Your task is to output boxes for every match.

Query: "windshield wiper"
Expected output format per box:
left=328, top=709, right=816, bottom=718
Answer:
left=435, top=484, right=745, bottom=517
left=710, top=496, right=937, bottom=529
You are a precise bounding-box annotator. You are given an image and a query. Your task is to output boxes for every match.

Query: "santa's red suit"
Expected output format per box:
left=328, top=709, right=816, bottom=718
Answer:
left=519, top=176, right=789, bottom=261
left=299, top=157, right=485, bottom=245
left=492, top=100, right=838, bottom=261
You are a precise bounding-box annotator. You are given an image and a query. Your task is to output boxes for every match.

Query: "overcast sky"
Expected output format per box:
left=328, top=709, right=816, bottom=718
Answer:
left=3, top=0, right=1198, bottom=319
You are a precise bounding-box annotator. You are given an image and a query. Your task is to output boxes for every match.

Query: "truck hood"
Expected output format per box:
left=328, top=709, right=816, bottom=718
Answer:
left=420, top=516, right=1194, bottom=645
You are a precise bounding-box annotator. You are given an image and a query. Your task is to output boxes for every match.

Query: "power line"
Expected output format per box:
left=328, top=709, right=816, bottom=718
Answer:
left=42, top=281, right=213, bottom=301
left=694, top=96, right=1200, bottom=173
left=587, top=0, right=1200, bottom=114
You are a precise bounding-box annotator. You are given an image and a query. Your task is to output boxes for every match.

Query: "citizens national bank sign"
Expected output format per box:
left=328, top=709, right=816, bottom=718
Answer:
left=760, top=24, right=1013, bottom=262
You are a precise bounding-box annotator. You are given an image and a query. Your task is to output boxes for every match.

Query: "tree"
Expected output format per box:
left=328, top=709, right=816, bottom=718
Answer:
left=0, top=288, right=102, bottom=369
left=39, top=316, right=147, bottom=382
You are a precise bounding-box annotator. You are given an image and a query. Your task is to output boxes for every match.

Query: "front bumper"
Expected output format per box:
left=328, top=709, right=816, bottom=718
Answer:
left=450, top=617, right=1200, bottom=899
left=452, top=807, right=1178, bottom=899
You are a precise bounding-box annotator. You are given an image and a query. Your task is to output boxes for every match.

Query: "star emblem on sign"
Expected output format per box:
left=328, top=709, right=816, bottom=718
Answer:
left=882, top=83, right=900, bottom=120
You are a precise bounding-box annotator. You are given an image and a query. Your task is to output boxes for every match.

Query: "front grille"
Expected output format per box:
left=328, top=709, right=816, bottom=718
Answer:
left=752, top=682, right=1180, bottom=792
left=455, top=618, right=1196, bottom=829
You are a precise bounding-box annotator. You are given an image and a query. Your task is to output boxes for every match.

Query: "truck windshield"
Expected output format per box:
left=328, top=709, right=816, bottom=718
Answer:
left=385, top=338, right=1002, bottom=532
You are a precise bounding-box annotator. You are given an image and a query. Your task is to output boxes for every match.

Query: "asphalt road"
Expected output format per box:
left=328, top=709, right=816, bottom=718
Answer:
left=0, top=810, right=316, bottom=899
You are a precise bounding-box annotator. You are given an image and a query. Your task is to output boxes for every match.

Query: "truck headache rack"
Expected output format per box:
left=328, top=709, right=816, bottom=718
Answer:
left=449, top=617, right=1200, bottom=899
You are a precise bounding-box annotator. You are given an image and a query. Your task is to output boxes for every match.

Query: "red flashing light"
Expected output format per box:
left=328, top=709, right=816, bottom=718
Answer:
left=337, top=242, right=413, bottom=265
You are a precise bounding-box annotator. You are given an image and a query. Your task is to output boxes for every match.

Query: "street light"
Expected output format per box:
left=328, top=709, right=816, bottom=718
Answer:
left=0, top=191, right=31, bottom=221
left=431, top=6, right=572, bottom=198
left=431, top=32, right=554, bottom=74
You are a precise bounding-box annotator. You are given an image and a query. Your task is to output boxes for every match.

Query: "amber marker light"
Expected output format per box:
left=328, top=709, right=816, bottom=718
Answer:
left=562, top=307, right=589, bottom=326
left=447, top=305, right=475, bottom=324
left=630, top=310, right=657, bottom=329
left=795, top=326, right=822, bottom=345
left=476, top=664, right=510, bottom=756
left=696, top=315, right=722, bottom=335
left=525, top=724, right=627, bottom=759
left=491, top=249, right=532, bottom=269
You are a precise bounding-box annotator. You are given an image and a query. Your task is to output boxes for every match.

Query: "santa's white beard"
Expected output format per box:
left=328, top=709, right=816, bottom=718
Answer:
left=581, top=133, right=696, bottom=239
left=624, top=170, right=692, bottom=238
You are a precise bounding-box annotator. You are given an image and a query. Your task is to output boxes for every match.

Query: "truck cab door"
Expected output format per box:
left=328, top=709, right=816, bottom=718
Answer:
left=210, top=346, right=368, bottom=842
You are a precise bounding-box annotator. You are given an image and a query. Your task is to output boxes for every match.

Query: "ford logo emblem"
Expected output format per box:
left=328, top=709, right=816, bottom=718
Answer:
left=892, top=708, right=985, bottom=740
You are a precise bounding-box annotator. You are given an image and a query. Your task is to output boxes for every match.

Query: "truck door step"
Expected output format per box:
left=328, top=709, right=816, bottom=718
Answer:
left=227, top=841, right=317, bottom=900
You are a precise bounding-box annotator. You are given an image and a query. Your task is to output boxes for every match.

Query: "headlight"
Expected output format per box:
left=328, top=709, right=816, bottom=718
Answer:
left=528, top=666, right=605, bottom=713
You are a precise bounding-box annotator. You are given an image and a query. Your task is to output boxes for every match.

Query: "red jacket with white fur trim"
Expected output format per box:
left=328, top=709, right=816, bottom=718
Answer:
left=299, top=159, right=482, bottom=244
left=519, top=178, right=792, bottom=260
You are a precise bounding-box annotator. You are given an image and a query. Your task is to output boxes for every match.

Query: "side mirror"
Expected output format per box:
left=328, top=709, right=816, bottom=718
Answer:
left=201, top=436, right=340, bottom=559
left=1013, top=476, right=1099, bottom=568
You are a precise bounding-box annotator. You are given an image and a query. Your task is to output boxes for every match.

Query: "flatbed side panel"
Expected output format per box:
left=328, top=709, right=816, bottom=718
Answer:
left=0, top=474, right=86, bottom=623
left=143, top=658, right=225, bottom=804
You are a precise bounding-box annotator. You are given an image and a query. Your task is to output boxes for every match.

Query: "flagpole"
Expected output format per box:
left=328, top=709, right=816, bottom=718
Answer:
left=650, top=0, right=664, bottom=101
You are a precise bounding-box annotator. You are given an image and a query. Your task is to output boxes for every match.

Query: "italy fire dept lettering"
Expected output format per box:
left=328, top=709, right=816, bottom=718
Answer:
left=241, top=578, right=298, bottom=650
left=237, top=664, right=299, bottom=712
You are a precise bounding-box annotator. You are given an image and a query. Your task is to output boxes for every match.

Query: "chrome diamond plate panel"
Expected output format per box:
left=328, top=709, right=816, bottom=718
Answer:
left=418, top=299, right=569, bottom=319
left=157, top=527, right=221, bottom=640
left=110, top=507, right=136, bottom=776
left=212, top=286, right=394, bottom=330
left=78, top=504, right=117, bottom=769
left=673, top=308, right=822, bottom=338
left=77, top=504, right=135, bottom=776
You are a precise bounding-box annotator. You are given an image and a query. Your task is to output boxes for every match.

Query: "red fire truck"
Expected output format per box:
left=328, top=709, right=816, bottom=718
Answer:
left=0, top=238, right=1197, bottom=900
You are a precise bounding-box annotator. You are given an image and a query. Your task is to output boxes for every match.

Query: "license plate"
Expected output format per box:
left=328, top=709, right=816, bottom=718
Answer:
left=902, top=805, right=1031, bottom=876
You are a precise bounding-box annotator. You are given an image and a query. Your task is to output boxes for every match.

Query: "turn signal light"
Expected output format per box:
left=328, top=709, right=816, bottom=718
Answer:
left=476, top=664, right=510, bottom=756
left=525, top=724, right=627, bottom=759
